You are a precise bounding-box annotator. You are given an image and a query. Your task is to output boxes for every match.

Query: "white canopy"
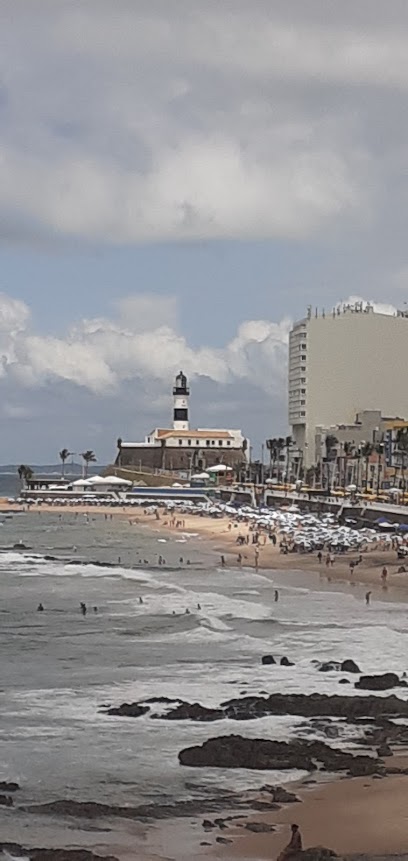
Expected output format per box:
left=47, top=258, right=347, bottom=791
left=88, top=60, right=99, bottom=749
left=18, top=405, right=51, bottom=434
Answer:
left=207, top=464, right=233, bottom=473
left=72, top=475, right=132, bottom=487
left=194, top=472, right=210, bottom=479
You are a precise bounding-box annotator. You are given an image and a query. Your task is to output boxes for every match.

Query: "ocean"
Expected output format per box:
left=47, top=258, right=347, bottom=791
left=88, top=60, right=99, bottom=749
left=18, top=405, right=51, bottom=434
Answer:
left=1, top=510, right=408, bottom=858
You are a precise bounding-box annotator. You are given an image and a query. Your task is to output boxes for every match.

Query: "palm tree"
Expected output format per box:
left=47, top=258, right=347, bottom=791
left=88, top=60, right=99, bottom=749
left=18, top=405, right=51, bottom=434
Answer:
left=59, top=448, right=71, bottom=478
left=324, top=434, right=338, bottom=491
left=396, top=429, right=408, bottom=492
left=275, top=437, right=285, bottom=483
left=17, top=464, right=33, bottom=488
left=284, top=435, right=293, bottom=485
left=80, top=450, right=97, bottom=479
left=361, top=442, right=374, bottom=491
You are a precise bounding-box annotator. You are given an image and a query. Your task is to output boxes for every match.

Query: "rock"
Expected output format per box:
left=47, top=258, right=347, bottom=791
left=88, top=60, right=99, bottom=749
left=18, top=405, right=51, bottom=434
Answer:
left=300, top=849, right=337, bottom=861
left=221, top=692, right=408, bottom=722
left=214, top=818, right=228, bottom=829
left=202, top=819, right=215, bottom=829
left=280, top=657, right=295, bottom=667
left=143, top=696, right=181, bottom=705
left=104, top=703, right=150, bottom=718
left=318, top=662, right=341, bottom=673
left=377, top=744, right=393, bottom=758
left=266, top=786, right=300, bottom=804
left=340, top=660, right=360, bottom=674
left=0, top=796, right=13, bottom=807
left=339, top=679, right=350, bottom=684
left=178, top=735, right=383, bottom=775
left=200, top=842, right=211, bottom=846
left=160, top=702, right=224, bottom=722
left=245, top=822, right=276, bottom=833
left=262, top=655, right=276, bottom=665
left=355, top=673, right=404, bottom=691
left=216, top=837, right=232, bottom=845
left=251, top=801, right=281, bottom=811
left=0, top=846, right=118, bottom=861
left=0, top=782, right=19, bottom=792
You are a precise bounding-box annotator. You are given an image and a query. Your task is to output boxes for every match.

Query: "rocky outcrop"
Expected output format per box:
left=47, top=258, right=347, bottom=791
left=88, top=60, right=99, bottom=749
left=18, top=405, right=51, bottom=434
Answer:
left=262, top=655, right=276, bottom=665
left=281, top=657, right=295, bottom=667
left=178, top=735, right=383, bottom=775
left=0, top=847, right=117, bottom=861
left=221, top=692, right=408, bottom=721
left=153, top=702, right=224, bottom=721
left=0, top=782, right=19, bottom=792
left=341, top=660, right=360, bottom=674
left=355, top=673, right=406, bottom=691
left=103, top=703, right=150, bottom=717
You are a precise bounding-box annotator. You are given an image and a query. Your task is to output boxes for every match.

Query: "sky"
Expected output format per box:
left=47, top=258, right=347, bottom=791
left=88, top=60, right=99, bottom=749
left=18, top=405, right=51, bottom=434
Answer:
left=1, top=0, right=408, bottom=463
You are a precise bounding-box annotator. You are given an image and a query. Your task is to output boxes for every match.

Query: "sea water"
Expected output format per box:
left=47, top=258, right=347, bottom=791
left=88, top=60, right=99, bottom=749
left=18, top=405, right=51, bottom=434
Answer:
left=1, top=511, right=408, bottom=855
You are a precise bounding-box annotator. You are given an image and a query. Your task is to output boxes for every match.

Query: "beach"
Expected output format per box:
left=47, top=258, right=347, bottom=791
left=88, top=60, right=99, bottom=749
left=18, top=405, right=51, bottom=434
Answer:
left=1, top=503, right=408, bottom=860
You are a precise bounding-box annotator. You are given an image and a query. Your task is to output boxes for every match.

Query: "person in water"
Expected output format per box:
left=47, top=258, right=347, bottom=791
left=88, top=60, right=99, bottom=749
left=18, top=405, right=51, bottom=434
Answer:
left=277, top=824, right=302, bottom=861
left=365, top=591, right=372, bottom=605
left=80, top=602, right=87, bottom=616
left=37, top=603, right=44, bottom=612
left=274, top=589, right=279, bottom=602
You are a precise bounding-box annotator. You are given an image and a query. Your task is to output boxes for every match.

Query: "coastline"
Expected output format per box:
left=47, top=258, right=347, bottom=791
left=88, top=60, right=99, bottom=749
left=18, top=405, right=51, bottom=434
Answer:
left=3, top=500, right=408, bottom=860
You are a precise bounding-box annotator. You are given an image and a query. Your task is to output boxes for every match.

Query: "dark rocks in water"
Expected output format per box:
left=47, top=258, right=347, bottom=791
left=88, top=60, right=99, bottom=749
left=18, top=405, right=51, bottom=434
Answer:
left=355, top=673, right=406, bottom=691
left=200, top=842, right=211, bottom=846
left=13, top=543, right=31, bottom=550
left=214, top=818, right=228, bottom=829
left=0, top=781, right=19, bottom=792
left=251, top=800, right=281, bottom=811
left=103, top=703, right=150, bottom=718
left=0, top=846, right=118, bottom=861
left=318, top=662, right=341, bottom=673
left=339, top=679, right=350, bottom=684
left=158, top=702, right=224, bottom=722
left=0, top=795, right=13, bottom=807
left=143, top=696, right=181, bottom=705
left=202, top=819, right=215, bottom=829
left=216, top=837, right=232, bottom=845
left=341, top=660, right=360, bottom=674
left=27, top=793, right=253, bottom=822
left=245, top=822, right=276, bottom=833
left=280, top=657, right=295, bottom=667
left=222, top=692, right=408, bottom=721
left=178, top=734, right=383, bottom=775
left=262, top=655, right=276, bottom=665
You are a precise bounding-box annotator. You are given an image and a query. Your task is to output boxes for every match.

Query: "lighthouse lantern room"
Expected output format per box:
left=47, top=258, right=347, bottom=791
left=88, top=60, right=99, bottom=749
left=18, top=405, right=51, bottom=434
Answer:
left=173, top=371, right=190, bottom=430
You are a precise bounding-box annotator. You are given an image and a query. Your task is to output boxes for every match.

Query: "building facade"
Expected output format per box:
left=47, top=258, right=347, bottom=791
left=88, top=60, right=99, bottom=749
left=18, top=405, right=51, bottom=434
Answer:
left=116, top=372, right=248, bottom=474
left=289, top=302, right=408, bottom=466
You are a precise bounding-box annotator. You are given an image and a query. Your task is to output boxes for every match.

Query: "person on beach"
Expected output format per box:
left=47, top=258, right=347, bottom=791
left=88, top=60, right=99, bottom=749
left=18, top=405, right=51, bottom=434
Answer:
left=349, top=561, right=355, bottom=576
left=317, top=551, right=322, bottom=563
left=381, top=566, right=388, bottom=586
left=80, top=602, right=87, bottom=616
left=277, top=824, right=302, bottom=861
left=274, top=589, right=279, bottom=602
left=139, top=597, right=144, bottom=604
left=325, top=552, right=330, bottom=566
left=365, top=591, right=372, bottom=605
left=37, top=603, right=44, bottom=612
left=254, top=548, right=259, bottom=571
left=221, top=555, right=226, bottom=567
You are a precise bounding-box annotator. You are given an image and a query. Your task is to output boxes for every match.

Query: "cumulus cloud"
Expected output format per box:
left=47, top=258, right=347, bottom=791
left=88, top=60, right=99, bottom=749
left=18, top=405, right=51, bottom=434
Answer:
left=1, top=292, right=290, bottom=397
left=0, top=0, right=400, bottom=245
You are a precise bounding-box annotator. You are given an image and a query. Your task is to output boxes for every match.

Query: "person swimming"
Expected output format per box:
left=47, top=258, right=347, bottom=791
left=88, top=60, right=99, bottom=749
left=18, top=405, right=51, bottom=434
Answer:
left=37, top=603, right=44, bottom=612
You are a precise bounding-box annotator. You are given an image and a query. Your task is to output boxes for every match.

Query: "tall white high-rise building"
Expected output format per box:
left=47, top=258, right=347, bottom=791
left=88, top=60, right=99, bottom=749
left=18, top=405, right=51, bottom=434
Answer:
left=289, top=302, right=408, bottom=467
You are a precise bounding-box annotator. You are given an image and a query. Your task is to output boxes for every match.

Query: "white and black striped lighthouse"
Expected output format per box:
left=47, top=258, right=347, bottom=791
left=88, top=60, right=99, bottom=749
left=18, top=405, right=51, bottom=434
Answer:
left=173, top=371, right=190, bottom=430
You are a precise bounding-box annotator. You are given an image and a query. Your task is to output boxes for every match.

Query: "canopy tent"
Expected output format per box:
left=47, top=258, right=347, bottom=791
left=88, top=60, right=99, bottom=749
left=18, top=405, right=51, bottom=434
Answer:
left=72, top=475, right=132, bottom=487
left=206, top=464, right=233, bottom=473
left=193, top=472, right=210, bottom=479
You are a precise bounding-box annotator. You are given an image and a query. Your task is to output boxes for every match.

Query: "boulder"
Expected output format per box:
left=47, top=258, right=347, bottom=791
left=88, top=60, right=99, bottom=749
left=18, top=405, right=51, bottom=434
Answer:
left=339, top=679, right=350, bottom=684
left=104, top=703, right=150, bottom=718
left=0, top=782, right=19, bottom=792
left=355, top=673, right=404, bottom=691
left=216, top=837, right=232, bottom=845
left=262, top=655, right=276, bottom=665
left=300, top=850, right=337, bottom=861
left=0, top=847, right=117, bottom=861
left=159, top=702, right=224, bottom=722
left=280, top=657, right=295, bottom=667
left=340, top=660, right=360, bottom=674
left=318, top=662, right=341, bottom=673
left=245, top=822, right=275, bottom=833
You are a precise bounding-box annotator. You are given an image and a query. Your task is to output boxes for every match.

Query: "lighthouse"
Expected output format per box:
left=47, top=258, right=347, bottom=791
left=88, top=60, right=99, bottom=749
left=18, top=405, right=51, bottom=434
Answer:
left=173, top=371, right=190, bottom=430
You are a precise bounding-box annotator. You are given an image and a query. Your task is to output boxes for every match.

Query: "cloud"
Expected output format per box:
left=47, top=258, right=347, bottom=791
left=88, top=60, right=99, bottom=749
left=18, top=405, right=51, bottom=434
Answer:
left=0, top=1, right=393, bottom=245
left=0, top=291, right=289, bottom=399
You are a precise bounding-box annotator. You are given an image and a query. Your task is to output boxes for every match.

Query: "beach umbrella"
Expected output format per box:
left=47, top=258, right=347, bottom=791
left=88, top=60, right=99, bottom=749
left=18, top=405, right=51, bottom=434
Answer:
left=207, top=464, right=233, bottom=473
left=346, top=484, right=357, bottom=492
